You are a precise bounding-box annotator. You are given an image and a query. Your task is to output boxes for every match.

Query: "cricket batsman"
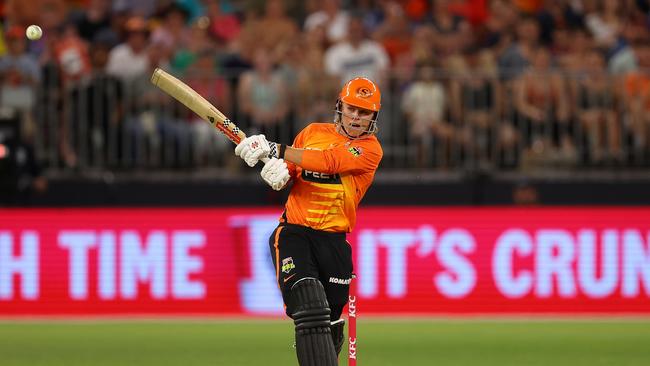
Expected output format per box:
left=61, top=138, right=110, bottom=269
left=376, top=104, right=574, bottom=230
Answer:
left=235, top=77, right=383, bottom=365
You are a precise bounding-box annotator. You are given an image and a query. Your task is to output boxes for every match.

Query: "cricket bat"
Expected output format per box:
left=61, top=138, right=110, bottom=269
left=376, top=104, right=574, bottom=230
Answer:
left=150, top=67, right=247, bottom=145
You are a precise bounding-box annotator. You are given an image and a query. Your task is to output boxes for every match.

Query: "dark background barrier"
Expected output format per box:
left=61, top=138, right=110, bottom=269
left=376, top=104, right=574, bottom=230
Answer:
left=17, top=175, right=650, bottom=207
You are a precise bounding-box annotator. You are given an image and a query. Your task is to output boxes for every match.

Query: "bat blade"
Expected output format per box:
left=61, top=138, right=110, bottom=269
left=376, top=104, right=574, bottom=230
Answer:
left=150, top=68, right=246, bottom=144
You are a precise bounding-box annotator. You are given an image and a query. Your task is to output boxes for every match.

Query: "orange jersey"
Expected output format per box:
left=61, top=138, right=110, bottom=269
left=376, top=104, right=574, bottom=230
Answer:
left=281, top=123, right=383, bottom=233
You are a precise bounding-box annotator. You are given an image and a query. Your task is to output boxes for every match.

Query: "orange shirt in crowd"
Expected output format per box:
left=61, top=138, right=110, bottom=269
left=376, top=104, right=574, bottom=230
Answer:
left=281, top=123, right=383, bottom=233
left=624, top=72, right=650, bottom=110
left=512, top=0, right=543, bottom=14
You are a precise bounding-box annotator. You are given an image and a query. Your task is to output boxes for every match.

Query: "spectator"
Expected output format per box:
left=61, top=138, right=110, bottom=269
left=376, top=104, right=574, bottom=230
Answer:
left=304, top=0, right=349, bottom=44
left=111, top=0, right=158, bottom=18
left=0, top=26, right=41, bottom=140
left=512, top=0, right=544, bottom=14
left=106, top=16, right=151, bottom=83
left=237, top=0, right=298, bottom=64
left=186, top=49, right=233, bottom=165
left=205, top=0, right=241, bottom=50
left=475, top=0, right=518, bottom=50
left=123, top=36, right=191, bottom=168
left=498, top=14, right=540, bottom=80
left=5, top=0, right=66, bottom=31
left=557, top=27, right=593, bottom=73
left=372, top=1, right=412, bottom=64
left=449, top=47, right=503, bottom=166
left=151, top=3, right=192, bottom=61
left=237, top=48, right=290, bottom=142
left=620, top=42, right=650, bottom=164
left=324, top=13, right=390, bottom=85
left=422, top=0, right=472, bottom=58
left=394, top=25, right=435, bottom=88
left=53, top=22, right=92, bottom=88
left=63, top=39, right=124, bottom=168
left=514, top=47, right=571, bottom=153
left=70, top=0, right=113, bottom=43
left=293, top=25, right=340, bottom=132
left=170, top=17, right=216, bottom=75
left=585, top=0, right=623, bottom=49
left=401, top=61, right=451, bottom=167
left=572, top=50, right=621, bottom=164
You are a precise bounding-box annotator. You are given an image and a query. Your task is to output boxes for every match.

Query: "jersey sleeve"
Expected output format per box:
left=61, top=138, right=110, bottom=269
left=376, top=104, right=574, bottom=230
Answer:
left=300, top=140, right=383, bottom=175
left=286, top=127, right=307, bottom=179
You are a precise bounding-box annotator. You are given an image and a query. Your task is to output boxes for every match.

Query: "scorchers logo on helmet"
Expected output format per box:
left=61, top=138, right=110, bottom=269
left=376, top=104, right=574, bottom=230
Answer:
left=356, top=87, right=373, bottom=99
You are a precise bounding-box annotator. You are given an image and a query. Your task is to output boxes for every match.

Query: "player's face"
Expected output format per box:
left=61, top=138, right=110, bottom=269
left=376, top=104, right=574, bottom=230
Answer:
left=340, top=102, right=374, bottom=137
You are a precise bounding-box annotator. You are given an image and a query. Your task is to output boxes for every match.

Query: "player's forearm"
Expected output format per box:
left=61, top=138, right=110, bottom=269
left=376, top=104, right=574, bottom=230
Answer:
left=283, top=146, right=304, bottom=166
left=283, top=146, right=335, bottom=173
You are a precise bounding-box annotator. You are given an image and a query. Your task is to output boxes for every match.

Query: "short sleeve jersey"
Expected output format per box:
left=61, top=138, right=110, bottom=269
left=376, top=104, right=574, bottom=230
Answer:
left=282, top=123, right=383, bottom=233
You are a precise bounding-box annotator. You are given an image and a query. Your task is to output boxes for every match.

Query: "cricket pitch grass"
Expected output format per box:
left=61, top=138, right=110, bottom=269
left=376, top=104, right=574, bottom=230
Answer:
left=1, top=318, right=649, bottom=365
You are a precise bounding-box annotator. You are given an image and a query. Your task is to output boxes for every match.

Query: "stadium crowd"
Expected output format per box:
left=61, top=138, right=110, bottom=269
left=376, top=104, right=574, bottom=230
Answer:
left=1, top=0, right=650, bottom=174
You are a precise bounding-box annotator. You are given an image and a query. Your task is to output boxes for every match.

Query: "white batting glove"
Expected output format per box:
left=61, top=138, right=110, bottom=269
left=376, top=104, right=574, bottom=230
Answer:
left=235, top=135, right=271, bottom=167
left=260, top=158, right=290, bottom=191
left=235, top=134, right=283, bottom=167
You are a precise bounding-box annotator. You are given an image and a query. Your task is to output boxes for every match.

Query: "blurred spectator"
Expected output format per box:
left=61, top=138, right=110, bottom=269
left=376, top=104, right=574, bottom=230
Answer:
left=585, top=0, right=623, bottom=49
left=557, top=27, right=593, bottom=73
left=5, top=0, right=66, bottom=30
left=237, top=48, right=289, bottom=142
left=585, top=0, right=638, bottom=75
left=355, top=0, right=387, bottom=33
left=512, top=0, right=544, bottom=14
left=514, top=47, right=573, bottom=158
left=0, top=26, right=41, bottom=140
left=572, top=50, right=621, bottom=164
left=292, top=25, right=340, bottom=131
left=237, top=0, right=298, bottom=64
left=620, top=42, right=650, bottom=164
left=186, top=49, right=233, bottom=165
left=401, top=0, right=429, bottom=22
left=111, top=0, right=158, bottom=18
left=205, top=0, right=241, bottom=50
left=170, top=17, right=216, bottom=75
left=151, top=3, right=192, bottom=61
left=372, top=1, right=412, bottom=64
left=304, top=0, right=349, bottom=44
left=123, top=38, right=190, bottom=168
left=498, top=14, right=540, bottom=80
left=53, top=22, right=92, bottom=88
left=62, top=40, right=124, bottom=168
left=324, top=13, right=390, bottom=85
left=106, top=16, right=151, bottom=82
left=69, top=0, right=113, bottom=43
left=421, top=0, right=471, bottom=58
left=446, top=0, right=489, bottom=26
left=401, top=61, right=451, bottom=167
left=449, top=47, right=502, bottom=166
left=475, top=0, right=518, bottom=50
left=394, top=25, right=435, bottom=88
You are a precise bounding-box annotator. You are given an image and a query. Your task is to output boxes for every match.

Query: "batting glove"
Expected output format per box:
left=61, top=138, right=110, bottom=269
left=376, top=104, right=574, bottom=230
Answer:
left=235, top=135, right=284, bottom=167
left=260, top=158, right=290, bottom=191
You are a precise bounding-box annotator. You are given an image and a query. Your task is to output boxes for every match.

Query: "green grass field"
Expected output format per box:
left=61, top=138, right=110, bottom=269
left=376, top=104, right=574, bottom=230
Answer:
left=1, top=318, right=649, bottom=365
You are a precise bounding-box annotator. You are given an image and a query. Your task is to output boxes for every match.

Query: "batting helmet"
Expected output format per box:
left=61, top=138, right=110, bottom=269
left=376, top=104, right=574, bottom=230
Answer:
left=339, top=77, right=381, bottom=112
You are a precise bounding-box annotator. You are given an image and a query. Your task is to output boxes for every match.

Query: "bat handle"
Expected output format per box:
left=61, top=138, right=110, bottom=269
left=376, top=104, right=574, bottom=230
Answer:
left=261, top=157, right=270, bottom=164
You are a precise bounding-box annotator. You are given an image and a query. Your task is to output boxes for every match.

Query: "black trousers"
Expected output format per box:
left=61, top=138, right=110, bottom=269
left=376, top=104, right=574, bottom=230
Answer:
left=269, top=223, right=353, bottom=321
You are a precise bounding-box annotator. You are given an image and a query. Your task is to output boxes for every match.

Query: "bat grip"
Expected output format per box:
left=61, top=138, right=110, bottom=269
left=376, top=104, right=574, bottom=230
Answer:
left=261, top=157, right=270, bottom=164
